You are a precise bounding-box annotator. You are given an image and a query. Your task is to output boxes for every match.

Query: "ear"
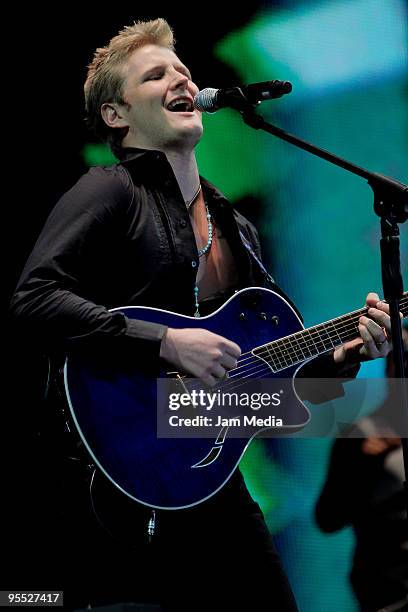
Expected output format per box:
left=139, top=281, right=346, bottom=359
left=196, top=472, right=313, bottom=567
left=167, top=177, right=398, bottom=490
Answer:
left=100, top=102, right=129, bottom=129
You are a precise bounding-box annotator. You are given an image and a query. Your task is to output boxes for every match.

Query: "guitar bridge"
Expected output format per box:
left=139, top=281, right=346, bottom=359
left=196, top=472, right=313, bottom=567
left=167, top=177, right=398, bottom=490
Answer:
left=166, top=371, right=190, bottom=395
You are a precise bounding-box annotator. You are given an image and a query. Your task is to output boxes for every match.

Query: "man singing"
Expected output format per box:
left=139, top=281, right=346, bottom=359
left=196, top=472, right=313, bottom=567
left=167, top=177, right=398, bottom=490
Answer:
left=11, top=18, right=394, bottom=611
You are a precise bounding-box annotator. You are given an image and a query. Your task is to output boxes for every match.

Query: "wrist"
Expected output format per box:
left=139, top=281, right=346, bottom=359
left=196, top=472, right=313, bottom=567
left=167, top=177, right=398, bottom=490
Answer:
left=160, top=327, right=175, bottom=361
left=334, top=341, right=367, bottom=366
left=159, top=327, right=170, bottom=359
left=333, top=346, right=346, bottom=364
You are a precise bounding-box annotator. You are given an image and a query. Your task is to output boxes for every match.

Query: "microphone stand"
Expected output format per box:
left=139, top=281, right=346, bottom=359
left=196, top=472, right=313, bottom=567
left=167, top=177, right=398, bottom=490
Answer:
left=230, top=93, right=408, bottom=519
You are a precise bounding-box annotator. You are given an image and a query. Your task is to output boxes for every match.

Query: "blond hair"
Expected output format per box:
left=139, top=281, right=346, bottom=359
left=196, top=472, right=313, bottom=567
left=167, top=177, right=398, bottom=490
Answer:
left=84, top=18, right=175, bottom=155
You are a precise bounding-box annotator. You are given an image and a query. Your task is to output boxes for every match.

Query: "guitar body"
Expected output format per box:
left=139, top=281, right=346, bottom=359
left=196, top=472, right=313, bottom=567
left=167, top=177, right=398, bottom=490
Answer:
left=64, top=287, right=310, bottom=509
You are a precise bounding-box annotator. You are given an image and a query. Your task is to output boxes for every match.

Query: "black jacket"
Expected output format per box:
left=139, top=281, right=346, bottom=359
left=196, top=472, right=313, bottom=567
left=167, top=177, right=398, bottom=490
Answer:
left=11, top=147, right=357, bottom=384
left=10, top=148, right=266, bottom=362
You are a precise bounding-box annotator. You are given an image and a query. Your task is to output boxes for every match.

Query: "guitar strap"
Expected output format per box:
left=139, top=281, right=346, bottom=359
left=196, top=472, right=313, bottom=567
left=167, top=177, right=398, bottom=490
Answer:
left=238, top=228, right=304, bottom=323
left=238, top=228, right=275, bottom=287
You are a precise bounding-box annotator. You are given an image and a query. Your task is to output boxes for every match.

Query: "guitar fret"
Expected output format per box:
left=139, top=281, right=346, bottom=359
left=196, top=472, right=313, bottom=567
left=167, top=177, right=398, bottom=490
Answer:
left=256, top=342, right=283, bottom=371
left=254, top=292, right=408, bottom=374
left=310, top=327, right=327, bottom=353
left=267, top=351, right=283, bottom=370
left=286, top=335, right=305, bottom=361
left=320, top=325, right=336, bottom=349
left=292, top=335, right=308, bottom=360
left=267, top=315, right=360, bottom=371
left=268, top=329, right=327, bottom=371
left=340, top=319, right=359, bottom=341
left=293, top=334, right=311, bottom=358
left=273, top=340, right=292, bottom=367
left=269, top=338, right=307, bottom=370
left=265, top=344, right=279, bottom=371
left=296, top=328, right=327, bottom=356
left=273, top=347, right=289, bottom=368
left=286, top=339, right=302, bottom=363
left=329, top=321, right=344, bottom=345
left=304, top=330, right=318, bottom=357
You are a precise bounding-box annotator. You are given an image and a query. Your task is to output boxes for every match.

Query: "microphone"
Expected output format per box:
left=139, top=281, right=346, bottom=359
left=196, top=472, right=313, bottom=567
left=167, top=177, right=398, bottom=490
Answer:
left=194, top=80, right=292, bottom=113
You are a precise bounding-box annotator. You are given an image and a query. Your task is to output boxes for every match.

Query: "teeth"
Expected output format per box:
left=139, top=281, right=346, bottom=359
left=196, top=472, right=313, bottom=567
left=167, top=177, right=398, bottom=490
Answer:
left=168, top=98, right=193, bottom=112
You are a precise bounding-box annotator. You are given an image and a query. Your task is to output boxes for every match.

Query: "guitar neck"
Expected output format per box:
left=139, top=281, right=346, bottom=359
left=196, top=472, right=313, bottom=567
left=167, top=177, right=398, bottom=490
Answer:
left=255, top=292, right=408, bottom=372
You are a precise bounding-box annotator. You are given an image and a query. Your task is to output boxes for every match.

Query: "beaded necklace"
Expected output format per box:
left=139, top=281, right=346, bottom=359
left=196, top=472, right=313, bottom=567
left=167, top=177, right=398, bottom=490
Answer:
left=186, top=185, right=213, bottom=317
left=193, top=203, right=213, bottom=317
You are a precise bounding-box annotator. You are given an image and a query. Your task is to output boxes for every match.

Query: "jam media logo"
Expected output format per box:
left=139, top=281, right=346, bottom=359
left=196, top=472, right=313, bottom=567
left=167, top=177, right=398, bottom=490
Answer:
left=161, top=385, right=287, bottom=438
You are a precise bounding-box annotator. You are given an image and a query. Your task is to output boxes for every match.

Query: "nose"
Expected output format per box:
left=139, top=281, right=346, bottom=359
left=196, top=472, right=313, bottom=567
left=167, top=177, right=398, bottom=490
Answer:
left=169, top=69, right=189, bottom=91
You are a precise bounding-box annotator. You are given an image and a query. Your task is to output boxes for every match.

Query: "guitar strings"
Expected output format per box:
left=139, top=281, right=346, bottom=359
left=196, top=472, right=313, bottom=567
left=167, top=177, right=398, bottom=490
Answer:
left=225, top=339, right=377, bottom=387
left=235, top=311, right=362, bottom=362
left=233, top=297, right=408, bottom=368
left=219, top=297, right=408, bottom=384
left=232, top=323, right=376, bottom=378
left=233, top=317, right=359, bottom=370
left=181, top=297, right=408, bottom=397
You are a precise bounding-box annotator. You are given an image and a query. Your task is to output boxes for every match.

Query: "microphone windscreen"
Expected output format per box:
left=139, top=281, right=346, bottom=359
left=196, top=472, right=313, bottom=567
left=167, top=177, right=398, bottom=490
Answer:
left=193, top=88, right=218, bottom=112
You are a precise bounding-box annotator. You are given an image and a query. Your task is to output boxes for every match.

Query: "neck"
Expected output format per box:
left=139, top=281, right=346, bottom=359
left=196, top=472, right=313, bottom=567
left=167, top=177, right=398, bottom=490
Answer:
left=121, top=134, right=201, bottom=203
left=163, top=149, right=200, bottom=204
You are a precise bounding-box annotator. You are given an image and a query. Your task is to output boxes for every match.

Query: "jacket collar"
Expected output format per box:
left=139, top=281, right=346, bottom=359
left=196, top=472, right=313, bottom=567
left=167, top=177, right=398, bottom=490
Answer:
left=117, top=147, right=230, bottom=205
left=116, top=146, right=163, bottom=164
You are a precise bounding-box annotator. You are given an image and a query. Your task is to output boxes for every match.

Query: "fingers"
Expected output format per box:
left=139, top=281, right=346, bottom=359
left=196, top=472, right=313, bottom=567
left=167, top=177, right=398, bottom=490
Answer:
left=372, top=300, right=390, bottom=315
left=196, top=334, right=239, bottom=386
left=165, top=328, right=242, bottom=386
left=373, top=300, right=403, bottom=321
left=202, top=373, right=217, bottom=387
left=360, top=316, right=388, bottom=341
left=364, top=295, right=391, bottom=334
left=333, top=338, right=363, bottom=363
left=364, top=293, right=403, bottom=320
left=204, top=355, right=237, bottom=387
left=224, top=339, right=241, bottom=359
left=202, top=368, right=227, bottom=388
left=366, top=307, right=391, bottom=333
left=220, top=353, right=238, bottom=370
left=358, top=317, right=390, bottom=358
left=365, top=292, right=380, bottom=308
left=206, top=335, right=240, bottom=385
left=358, top=292, right=396, bottom=359
left=343, top=291, right=403, bottom=361
left=212, top=363, right=227, bottom=379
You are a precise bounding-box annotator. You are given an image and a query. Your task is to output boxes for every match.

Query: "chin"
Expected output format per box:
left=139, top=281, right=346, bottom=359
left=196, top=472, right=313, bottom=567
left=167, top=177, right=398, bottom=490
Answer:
left=168, top=125, right=203, bottom=148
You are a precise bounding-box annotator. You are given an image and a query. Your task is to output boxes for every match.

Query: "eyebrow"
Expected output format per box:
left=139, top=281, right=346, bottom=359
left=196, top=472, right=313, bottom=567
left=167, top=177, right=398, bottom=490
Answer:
left=141, top=63, right=192, bottom=80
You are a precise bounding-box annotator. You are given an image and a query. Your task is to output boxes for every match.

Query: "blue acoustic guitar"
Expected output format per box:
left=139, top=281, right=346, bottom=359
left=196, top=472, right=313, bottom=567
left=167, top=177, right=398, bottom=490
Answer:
left=64, top=287, right=408, bottom=510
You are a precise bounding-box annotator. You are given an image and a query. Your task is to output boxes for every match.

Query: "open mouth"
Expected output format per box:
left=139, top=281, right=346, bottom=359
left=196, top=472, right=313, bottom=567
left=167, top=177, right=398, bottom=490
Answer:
left=166, top=97, right=195, bottom=113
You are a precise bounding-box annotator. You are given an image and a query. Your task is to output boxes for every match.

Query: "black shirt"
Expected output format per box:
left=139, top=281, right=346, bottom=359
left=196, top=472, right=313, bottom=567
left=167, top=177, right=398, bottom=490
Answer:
left=10, top=148, right=265, bottom=363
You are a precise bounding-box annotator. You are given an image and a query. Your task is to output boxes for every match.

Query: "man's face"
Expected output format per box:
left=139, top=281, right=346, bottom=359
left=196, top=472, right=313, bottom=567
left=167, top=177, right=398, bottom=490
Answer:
left=117, top=44, right=203, bottom=152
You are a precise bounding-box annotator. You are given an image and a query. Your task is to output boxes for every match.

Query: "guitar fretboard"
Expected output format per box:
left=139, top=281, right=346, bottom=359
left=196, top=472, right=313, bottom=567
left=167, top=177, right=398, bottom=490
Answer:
left=253, top=293, right=408, bottom=372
